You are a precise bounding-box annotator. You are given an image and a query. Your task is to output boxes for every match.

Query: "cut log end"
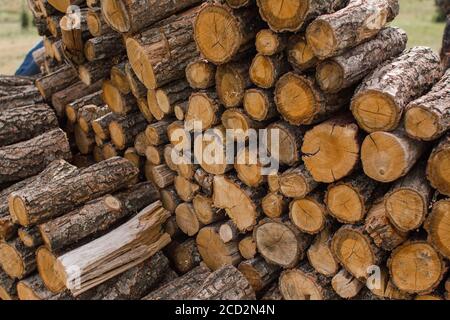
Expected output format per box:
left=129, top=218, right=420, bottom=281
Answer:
left=326, top=184, right=364, bottom=224
left=425, top=200, right=450, bottom=259
left=316, top=60, right=344, bottom=93
left=385, top=189, right=427, bottom=232
left=257, top=0, right=308, bottom=32
left=101, top=0, right=130, bottom=33
left=243, top=89, right=271, bottom=121
left=11, top=195, right=30, bottom=227
left=126, top=38, right=155, bottom=89
left=306, top=20, right=336, bottom=59
left=405, top=107, right=441, bottom=141
left=279, top=267, right=329, bottom=300
left=36, top=247, right=65, bottom=293
left=0, top=243, right=24, bottom=278
left=290, top=197, right=326, bottom=235
left=249, top=54, right=276, bottom=88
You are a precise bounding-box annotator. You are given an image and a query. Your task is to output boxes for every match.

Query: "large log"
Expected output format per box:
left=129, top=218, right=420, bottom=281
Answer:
left=351, top=46, right=443, bottom=132
left=0, top=128, right=71, bottom=184
left=427, top=134, right=450, bottom=196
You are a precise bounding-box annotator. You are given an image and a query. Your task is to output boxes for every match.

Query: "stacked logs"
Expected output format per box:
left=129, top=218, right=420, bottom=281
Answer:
left=0, top=0, right=449, bottom=300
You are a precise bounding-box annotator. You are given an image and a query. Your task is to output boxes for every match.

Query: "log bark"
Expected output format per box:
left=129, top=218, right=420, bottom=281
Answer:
left=0, top=128, right=71, bottom=184
left=10, top=157, right=139, bottom=227
left=405, top=69, right=450, bottom=141
left=78, top=104, right=110, bottom=133
left=84, top=33, right=125, bottom=62
left=424, top=199, right=450, bottom=259
left=427, top=134, right=450, bottom=196
left=150, top=165, right=176, bottom=189
left=0, top=238, right=36, bottom=279
left=165, top=238, right=202, bottom=274
left=92, top=112, right=119, bottom=140
left=35, top=65, right=78, bottom=99
left=18, top=226, right=43, bottom=248
left=267, top=121, right=305, bottom=166
left=238, top=257, right=280, bottom=293
left=109, top=113, right=147, bottom=150
left=17, top=274, right=72, bottom=300
left=86, top=7, right=113, bottom=36
left=0, top=271, right=17, bottom=300
left=79, top=59, right=117, bottom=86
left=145, top=120, right=171, bottom=146
left=351, top=46, right=443, bottom=132
left=0, top=87, right=43, bottom=110
left=160, top=187, right=181, bottom=214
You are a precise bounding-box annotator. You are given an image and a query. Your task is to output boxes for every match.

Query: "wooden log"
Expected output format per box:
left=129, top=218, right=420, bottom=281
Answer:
left=185, top=59, right=216, bottom=90
left=109, top=113, right=147, bottom=150
left=18, top=226, right=43, bottom=248
left=219, top=220, right=240, bottom=244
left=74, top=124, right=95, bottom=155
left=0, top=104, right=58, bottom=147
left=87, top=7, right=113, bottom=36
left=238, top=257, right=280, bottom=293
left=388, top=241, right=446, bottom=294
left=143, top=264, right=211, bottom=300
left=145, top=145, right=164, bottom=165
left=254, top=218, right=312, bottom=268
left=102, top=143, right=120, bottom=159
left=194, top=3, right=262, bottom=65
left=365, top=198, right=408, bottom=251
left=361, top=128, right=426, bottom=183
left=78, top=104, right=110, bottom=133
left=147, top=79, right=191, bottom=121
left=193, top=195, right=225, bottom=225
left=103, top=81, right=137, bottom=116
left=84, top=33, right=124, bottom=62
left=149, top=165, right=175, bottom=189
left=326, top=172, right=378, bottom=224
left=174, top=176, right=200, bottom=202
left=256, top=0, right=346, bottom=32
left=65, top=91, right=103, bottom=124
left=262, top=192, right=288, bottom=219
left=279, top=164, right=319, bottom=199
left=331, top=269, right=364, bottom=299
left=164, top=216, right=181, bottom=238
left=196, top=224, right=242, bottom=271
left=316, top=27, right=408, bottom=93
left=191, top=265, right=256, bottom=300
left=124, top=147, right=144, bottom=169
left=250, top=53, right=289, bottom=89
left=275, top=72, right=351, bottom=125
left=287, top=34, right=318, bottom=72
left=79, top=59, right=117, bottom=86
left=47, top=0, right=84, bottom=13
left=35, top=65, right=78, bottom=100
left=261, top=282, right=283, bottom=300
left=306, top=0, right=400, bottom=59
left=193, top=168, right=214, bottom=196
left=405, top=69, right=450, bottom=141
left=186, top=91, right=223, bottom=131
left=238, top=236, right=257, bottom=260
left=351, top=46, right=443, bottom=133
left=234, top=146, right=267, bottom=188
left=54, top=201, right=171, bottom=295
left=307, top=226, right=339, bottom=277
left=226, top=0, right=253, bottom=8
left=0, top=129, right=71, bottom=184
left=165, top=238, right=202, bottom=274
left=425, top=199, right=450, bottom=260
left=255, top=29, right=288, bottom=56
left=0, top=87, right=43, bottom=111
left=331, top=225, right=384, bottom=281
left=175, top=202, right=203, bottom=237
left=222, top=108, right=266, bottom=139
left=0, top=270, right=17, bottom=300
left=267, top=121, right=305, bottom=166
left=126, top=7, right=201, bottom=89
left=243, top=88, right=278, bottom=121
left=39, top=182, right=160, bottom=252
left=17, top=274, right=72, bottom=300
left=145, top=120, right=171, bottom=146
left=290, top=191, right=328, bottom=235
left=92, top=112, right=118, bottom=141
left=160, top=187, right=181, bottom=214
left=279, top=262, right=337, bottom=300
left=163, top=145, right=179, bottom=172
left=427, top=134, right=450, bottom=196
left=10, top=157, right=139, bottom=227
left=0, top=75, right=34, bottom=87
left=0, top=238, right=36, bottom=279
left=216, top=59, right=252, bottom=108
left=174, top=101, right=189, bottom=121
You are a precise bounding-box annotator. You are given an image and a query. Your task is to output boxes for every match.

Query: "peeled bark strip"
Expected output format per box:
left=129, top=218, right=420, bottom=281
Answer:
left=332, top=269, right=364, bottom=299
left=307, top=227, right=339, bottom=277
left=65, top=91, right=103, bottom=124
left=18, top=226, right=43, bottom=248
left=306, top=0, right=400, bottom=59
left=175, top=202, right=203, bottom=237
left=55, top=201, right=171, bottom=295
left=365, top=199, right=408, bottom=251
left=254, top=218, right=312, bottom=268
left=405, top=69, right=450, bottom=141
left=243, top=88, right=278, bottom=121
left=39, top=182, right=160, bottom=252
left=275, top=72, right=351, bottom=125
left=0, top=104, right=58, bottom=147
left=326, top=172, right=378, bottom=224
left=388, top=241, right=446, bottom=294
left=192, top=265, right=256, bottom=300
left=331, top=225, right=384, bottom=281
left=267, top=121, right=305, bottom=166
left=238, top=257, right=280, bottom=293
left=216, top=59, right=252, bottom=108
left=238, top=236, right=257, bottom=260
left=193, top=195, right=225, bottom=225
left=166, top=238, right=202, bottom=274
left=186, top=59, right=216, bottom=90
left=279, top=164, right=319, bottom=199
left=126, top=7, right=200, bottom=89
left=316, top=27, right=407, bottom=93
left=425, top=199, right=450, bottom=259
left=384, top=163, right=432, bottom=232
left=11, top=157, right=139, bottom=227
left=194, top=3, right=262, bottom=65
left=109, top=113, right=147, bottom=150
left=186, top=91, right=223, bottom=131
left=250, top=53, right=289, bottom=89
left=196, top=224, right=242, bottom=271
left=427, top=135, right=450, bottom=196
left=101, top=0, right=201, bottom=34
left=351, top=47, right=443, bottom=133
left=35, top=65, right=78, bottom=99
left=0, top=238, right=36, bottom=279
left=262, top=192, right=288, bottom=219
left=361, top=128, right=426, bottom=183
left=279, top=262, right=337, bottom=300
left=256, top=0, right=347, bottom=32
left=255, top=29, right=288, bottom=56
left=0, top=270, right=17, bottom=300
left=213, top=175, right=263, bottom=232
left=287, top=34, right=318, bottom=71
left=290, top=192, right=328, bottom=235
left=0, top=128, right=71, bottom=184
left=143, top=264, right=211, bottom=300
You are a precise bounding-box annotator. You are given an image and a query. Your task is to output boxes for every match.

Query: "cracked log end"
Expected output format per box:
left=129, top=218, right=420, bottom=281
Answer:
left=36, top=247, right=66, bottom=293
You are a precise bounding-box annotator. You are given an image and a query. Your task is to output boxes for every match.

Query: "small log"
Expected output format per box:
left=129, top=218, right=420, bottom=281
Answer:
left=79, top=59, right=117, bottom=86
left=110, top=61, right=131, bottom=95
left=307, top=226, right=339, bottom=277
left=238, top=257, right=280, bottom=293
left=78, top=104, right=110, bottom=133
left=0, top=238, right=36, bottom=279
left=0, top=271, right=17, bottom=300
left=65, top=90, right=103, bottom=124
left=17, top=274, right=72, bottom=300
left=250, top=53, right=289, bottom=89
left=175, top=202, right=203, bottom=237
left=279, top=164, right=319, bottom=199
left=35, top=65, right=78, bottom=99
left=255, top=29, right=288, bottom=56
left=102, top=81, right=137, bottom=115
left=219, top=220, right=240, bottom=244
left=86, top=7, right=113, bottom=36
left=165, top=238, right=202, bottom=274
left=261, top=192, right=288, bottom=219
left=74, top=124, right=95, bottom=155
left=425, top=199, right=450, bottom=259
left=124, top=148, right=144, bottom=169
left=235, top=146, right=267, bottom=188
left=84, top=33, right=124, bottom=62
left=174, top=101, right=189, bottom=121
left=186, top=91, right=223, bottom=131
left=290, top=191, right=328, bottom=235
left=18, top=226, right=43, bottom=248
left=145, top=120, right=171, bottom=146
left=160, top=187, right=182, bottom=214
left=163, top=145, right=179, bottom=172
left=427, top=134, right=450, bottom=196
left=148, top=79, right=191, bottom=121
left=216, top=59, right=252, bottom=108
left=150, top=165, right=176, bottom=189
left=287, top=34, right=318, bottom=71
left=243, top=88, right=278, bottom=121
left=109, top=113, right=147, bottom=150
left=238, top=236, right=257, bottom=260
left=193, top=194, right=225, bottom=225
left=331, top=269, right=364, bottom=299
left=145, top=145, right=164, bottom=165
left=186, top=59, right=216, bottom=89
left=174, top=176, right=200, bottom=202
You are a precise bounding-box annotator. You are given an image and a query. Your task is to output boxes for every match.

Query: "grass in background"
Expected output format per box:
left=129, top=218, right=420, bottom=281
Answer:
left=0, top=0, right=447, bottom=74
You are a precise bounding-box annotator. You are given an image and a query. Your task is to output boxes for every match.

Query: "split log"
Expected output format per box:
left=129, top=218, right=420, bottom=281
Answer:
left=0, top=104, right=58, bottom=147
left=65, top=90, right=103, bottom=123
left=165, top=238, right=202, bottom=274
left=175, top=202, right=203, bottom=237
left=405, top=69, right=450, bottom=141
left=215, top=59, right=252, bottom=108
left=0, top=239, right=36, bottom=279
left=254, top=218, right=312, bottom=268
left=109, top=113, right=147, bottom=150
left=185, top=59, right=216, bottom=90
left=255, top=29, right=287, bottom=56
left=279, top=164, right=319, bottom=199
left=427, top=134, right=450, bottom=196
left=10, top=157, right=139, bottom=227
left=35, top=65, right=78, bottom=99
left=0, top=128, right=71, bottom=184
left=351, top=46, right=443, bottom=132
left=238, top=257, right=280, bottom=293
left=388, top=241, right=446, bottom=294
left=307, top=227, right=339, bottom=277
left=256, top=0, right=347, bottom=32
left=163, top=145, right=179, bottom=172
left=261, top=192, right=288, bottom=219
left=238, top=236, right=257, bottom=260
left=331, top=269, right=364, bottom=299
left=235, top=146, right=267, bottom=188
left=193, top=195, right=225, bottom=225
left=18, top=227, right=43, bottom=248
left=361, top=128, right=426, bottom=183
left=243, top=88, right=277, bottom=121
left=250, top=53, right=289, bottom=89
left=194, top=3, right=262, bottom=64
left=316, top=27, right=407, bottom=93
left=289, top=191, right=328, bottom=235
left=425, top=199, right=450, bottom=259
left=326, top=172, right=378, bottom=224
left=306, top=0, right=400, bottom=59
left=287, top=34, right=318, bottom=71
left=194, top=126, right=232, bottom=175
left=275, top=72, right=351, bottom=125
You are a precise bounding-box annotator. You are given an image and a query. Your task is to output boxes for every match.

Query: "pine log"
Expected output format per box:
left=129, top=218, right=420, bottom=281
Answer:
left=10, top=157, right=139, bottom=227
left=261, top=192, right=288, bottom=219
left=290, top=191, right=328, bottom=235
left=250, top=53, right=289, bottom=89
left=307, top=226, right=339, bottom=277
left=254, top=218, right=312, bottom=268
left=175, top=202, right=203, bottom=237
left=18, top=226, right=43, bottom=248
left=405, top=69, right=450, bottom=141
left=275, top=72, right=351, bottom=125
left=331, top=269, right=364, bottom=299
left=193, top=194, right=225, bottom=225
left=216, top=59, right=252, bottom=108
left=0, top=128, right=71, bottom=184
left=65, top=90, right=103, bottom=123
left=84, top=33, right=124, bottom=62
left=109, top=113, right=147, bottom=150
left=126, top=7, right=200, bottom=89
left=427, top=134, right=450, bottom=196
left=279, top=164, right=319, bottom=199
left=287, top=34, right=318, bottom=71
left=0, top=238, right=36, bottom=279
left=194, top=3, right=262, bottom=65
left=351, top=46, right=443, bottom=132
left=316, top=27, right=407, bottom=93
left=255, top=29, right=288, bottom=56
left=35, top=65, right=78, bottom=99
left=165, top=238, right=202, bottom=274
left=238, top=257, right=280, bottom=293
left=388, top=241, right=446, bottom=294
left=238, top=236, right=257, bottom=260
left=361, top=128, right=426, bottom=183
left=0, top=270, right=17, bottom=300
left=306, top=0, right=400, bottom=59
left=185, top=59, right=216, bottom=90
left=243, top=88, right=277, bottom=121
left=424, top=199, right=450, bottom=259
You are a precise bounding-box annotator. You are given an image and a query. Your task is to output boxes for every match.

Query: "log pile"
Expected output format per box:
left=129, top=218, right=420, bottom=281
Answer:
left=0, top=0, right=448, bottom=300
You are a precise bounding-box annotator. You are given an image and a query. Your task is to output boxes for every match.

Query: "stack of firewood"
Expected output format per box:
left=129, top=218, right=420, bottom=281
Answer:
left=0, top=0, right=449, bottom=300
